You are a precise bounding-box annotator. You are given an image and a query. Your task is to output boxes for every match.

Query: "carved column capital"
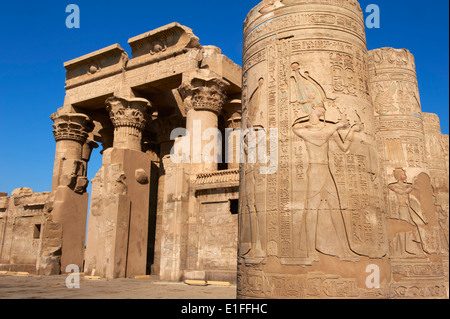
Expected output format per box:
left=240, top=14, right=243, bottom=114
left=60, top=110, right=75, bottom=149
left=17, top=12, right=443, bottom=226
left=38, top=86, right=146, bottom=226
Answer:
left=178, top=74, right=229, bottom=115
left=106, top=96, right=151, bottom=131
left=106, top=96, right=151, bottom=151
left=51, top=112, right=94, bottom=144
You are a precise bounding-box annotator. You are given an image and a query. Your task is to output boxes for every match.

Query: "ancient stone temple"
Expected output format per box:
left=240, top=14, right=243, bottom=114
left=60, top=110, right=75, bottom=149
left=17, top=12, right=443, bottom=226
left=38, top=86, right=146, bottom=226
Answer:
left=0, top=0, right=448, bottom=300
left=58, top=23, right=243, bottom=283
left=237, top=0, right=449, bottom=299
left=1, top=23, right=242, bottom=283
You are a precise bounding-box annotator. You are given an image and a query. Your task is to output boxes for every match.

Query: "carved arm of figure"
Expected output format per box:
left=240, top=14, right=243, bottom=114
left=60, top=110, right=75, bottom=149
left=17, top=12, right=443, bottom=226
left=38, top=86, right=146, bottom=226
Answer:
left=292, top=123, right=337, bottom=148
left=333, top=116, right=364, bottom=153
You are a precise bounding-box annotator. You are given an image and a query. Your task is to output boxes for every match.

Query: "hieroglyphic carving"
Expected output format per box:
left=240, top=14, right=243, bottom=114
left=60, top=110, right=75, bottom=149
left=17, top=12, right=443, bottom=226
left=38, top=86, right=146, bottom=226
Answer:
left=349, top=205, right=387, bottom=258
left=243, top=49, right=266, bottom=75
left=278, top=39, right=292, bottom=258
left=238, top=267, right=364, bottom=299
left=376, top=116, right=425, bottom=133
left=244, top=12, right=365, bottom=49
left=369, top=48, right=421, bottom=116
left=266, top=43, right=279, bottom=258
left=238, top=0, right=450, bottom=299
left=330, top=53, right=357, bottom=96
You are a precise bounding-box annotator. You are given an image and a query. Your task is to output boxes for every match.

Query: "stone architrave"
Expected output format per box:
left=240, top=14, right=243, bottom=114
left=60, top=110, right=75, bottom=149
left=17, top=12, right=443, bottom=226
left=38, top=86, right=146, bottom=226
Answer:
left=238, top=0, right=389, bottom=299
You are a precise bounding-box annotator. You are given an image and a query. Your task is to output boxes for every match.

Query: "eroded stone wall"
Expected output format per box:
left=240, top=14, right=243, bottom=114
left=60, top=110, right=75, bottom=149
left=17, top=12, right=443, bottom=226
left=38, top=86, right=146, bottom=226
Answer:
left=0, top=188, right=62, bottom=275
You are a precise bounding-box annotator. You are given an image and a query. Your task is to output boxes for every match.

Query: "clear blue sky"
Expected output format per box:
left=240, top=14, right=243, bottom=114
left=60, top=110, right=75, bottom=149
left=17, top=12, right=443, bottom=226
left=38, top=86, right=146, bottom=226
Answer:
left=0, top=0, right=448, bottom=194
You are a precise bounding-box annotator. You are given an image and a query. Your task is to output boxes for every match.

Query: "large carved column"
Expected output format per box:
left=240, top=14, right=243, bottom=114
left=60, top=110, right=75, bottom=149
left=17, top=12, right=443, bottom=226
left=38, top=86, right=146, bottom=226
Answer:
left=422, top=113, right=450, bottom=286
left=238, top=0, right=389, bottom=299
left=369, top=48, right=447, bottom=298
left=369, top=48, right=427, bottom=194
left=422, top=113, right=449, bottom=201
left=84, top=96, right=153, bottom=279
left=179, top=70, right=229, bottom=174
left=50, top=112, right=94, bottom=272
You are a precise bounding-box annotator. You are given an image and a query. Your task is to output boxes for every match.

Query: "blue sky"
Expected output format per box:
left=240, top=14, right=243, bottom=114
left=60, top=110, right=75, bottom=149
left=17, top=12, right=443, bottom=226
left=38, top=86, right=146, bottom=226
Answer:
left=0, top=0, right=448, bottom=194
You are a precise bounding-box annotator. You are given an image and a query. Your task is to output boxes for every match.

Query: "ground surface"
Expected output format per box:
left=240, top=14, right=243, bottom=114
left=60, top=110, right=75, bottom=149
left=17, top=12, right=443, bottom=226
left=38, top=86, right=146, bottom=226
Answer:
left=0, top=273, right=237, bottom=299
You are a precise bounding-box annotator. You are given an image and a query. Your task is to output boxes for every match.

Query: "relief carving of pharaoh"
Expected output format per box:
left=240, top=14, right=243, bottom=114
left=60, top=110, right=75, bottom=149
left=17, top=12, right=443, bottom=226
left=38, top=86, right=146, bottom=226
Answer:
left=291, top=65, right=364, bottom=264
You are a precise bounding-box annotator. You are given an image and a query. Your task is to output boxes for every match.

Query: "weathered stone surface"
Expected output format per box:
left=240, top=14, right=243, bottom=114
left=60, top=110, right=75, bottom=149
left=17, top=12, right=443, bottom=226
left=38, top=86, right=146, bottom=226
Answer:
left=236, top=0, right=448, bottom=299
left=135, top=168, right=149, bottom=185
left=84, top=148, right=152, bottom=279
left=0, top=5, right=447, bottom=300
left=0, top=189, right=62, bottom=275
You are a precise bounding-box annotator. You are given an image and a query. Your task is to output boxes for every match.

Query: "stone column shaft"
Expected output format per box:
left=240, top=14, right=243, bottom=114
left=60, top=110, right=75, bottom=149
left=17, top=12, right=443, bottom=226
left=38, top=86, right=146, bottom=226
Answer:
left=178, top=70, right=229, bottom=174
left=50, top=112, right=94, bottom=272
left=51, top=113, right=93, bottom=192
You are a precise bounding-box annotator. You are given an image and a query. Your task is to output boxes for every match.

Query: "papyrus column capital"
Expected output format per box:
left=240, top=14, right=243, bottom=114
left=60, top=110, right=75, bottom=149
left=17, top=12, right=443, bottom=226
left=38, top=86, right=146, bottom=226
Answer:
left=51, top=112, right=94, bottom=144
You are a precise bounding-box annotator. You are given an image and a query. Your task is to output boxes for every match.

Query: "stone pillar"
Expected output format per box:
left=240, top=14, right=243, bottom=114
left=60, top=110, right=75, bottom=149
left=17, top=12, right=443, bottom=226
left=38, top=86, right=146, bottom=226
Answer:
left=369, top=49, right=447, bottom=298
left=84, top=96, right=153, bottom=279
left=179, top=70, right=229, bottom=174
left=368, top=48, right=428, bottom=214
left=152, top=116, right=184, bottom=276
left=422, top=113, right=449, bottom=198
left=238, top=0, right=389, bottom=299
left=422, top=113, right=450, bottom=286
left=50, top=112, right=94, bottom=272
left=224, top=99, right=242, bottom=170
left=51, top=113, right=94, bottom=192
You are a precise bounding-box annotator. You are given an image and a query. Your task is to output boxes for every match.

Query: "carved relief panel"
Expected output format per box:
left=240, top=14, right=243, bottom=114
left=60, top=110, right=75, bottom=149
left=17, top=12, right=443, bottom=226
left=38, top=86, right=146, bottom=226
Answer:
left=368, top=48, right=422, bottom=116
left=239, top=0, right=389, bottom=299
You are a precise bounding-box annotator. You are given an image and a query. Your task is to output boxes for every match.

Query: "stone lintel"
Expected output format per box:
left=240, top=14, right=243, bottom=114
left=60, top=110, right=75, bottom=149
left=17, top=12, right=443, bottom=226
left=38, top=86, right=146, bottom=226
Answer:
left=63, top=52, right=197, bottom=107
left=61, top=24, right=241, bottom=115
left=128, top=22, right=202, bottom=60
left=64, top=44, right=129, bottom=89
left=200, top=46, right=242, bottom=94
